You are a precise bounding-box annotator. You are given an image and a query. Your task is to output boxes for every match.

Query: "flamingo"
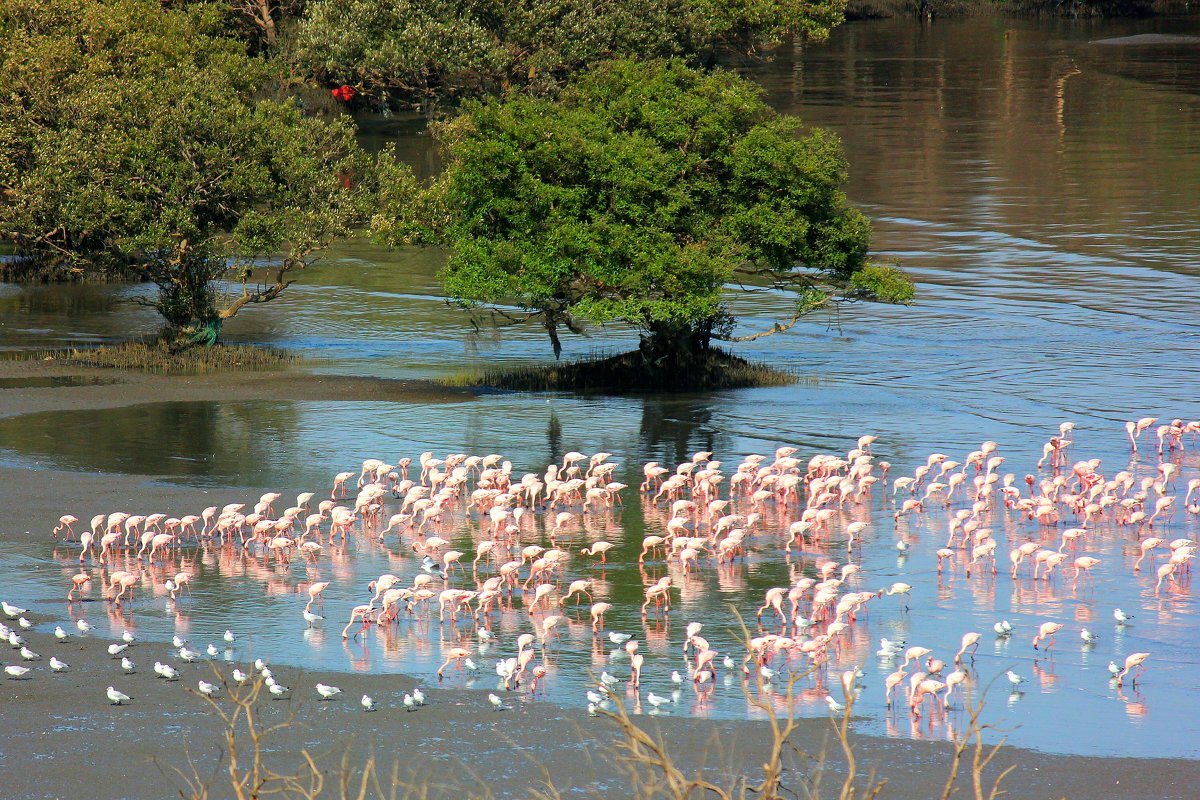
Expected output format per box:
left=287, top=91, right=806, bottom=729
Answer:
left=1032, top=621, right=1064, bottom=652
left=1116, top=652, right=1150, bottom=687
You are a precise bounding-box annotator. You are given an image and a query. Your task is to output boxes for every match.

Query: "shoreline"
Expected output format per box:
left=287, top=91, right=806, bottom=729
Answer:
left=2, top=359, right=1199, bottom=799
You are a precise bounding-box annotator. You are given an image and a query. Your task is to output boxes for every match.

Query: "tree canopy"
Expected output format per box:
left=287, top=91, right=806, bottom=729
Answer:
left=0, top=0, right=372, bottom=339
left=374, top=59, right=913, bottom=362
left=288, top=0, right=850, bottom=110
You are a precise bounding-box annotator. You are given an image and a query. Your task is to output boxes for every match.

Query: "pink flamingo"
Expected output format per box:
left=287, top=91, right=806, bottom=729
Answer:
left=1133, top=538, right=1165, bottom=573
left=640, top=577, right=673, bottom=617
left=558, top=579, right=594, bottom=606
left=580, top=541, right=615, bottom=563
left=341, top=604, right=375, bottom=639
left=436, top=647, right=472, bottom=679
left=53, top=515, right=78, bottom=540
left=1072, top=556, right=1101, bottom=590
left=954, top=632, right=981, bottom=665
left=1154, top=562, right=1176, bottom=595
left=1032, top=621, right=1064, bottom=652
left=884, top=667, right=907, bottom=708
left=1116, top=652, right=1150, bottom=687
left=589, top=602, right=612, bottom=631
left=67, top=572, right=91, bottom=601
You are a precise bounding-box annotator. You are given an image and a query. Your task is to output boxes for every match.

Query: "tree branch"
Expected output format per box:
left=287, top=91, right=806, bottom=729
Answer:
left=218, top=260, right=299, bottom=320
left=717, top=295, right=830, bottom=342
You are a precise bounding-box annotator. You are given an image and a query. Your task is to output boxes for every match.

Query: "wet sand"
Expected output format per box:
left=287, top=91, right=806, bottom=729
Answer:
left=1, top=360, right=1198, bottom=799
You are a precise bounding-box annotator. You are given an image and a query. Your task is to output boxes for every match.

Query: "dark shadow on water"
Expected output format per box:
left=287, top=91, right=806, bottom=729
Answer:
left=639, top=397, right=719, bottom=467
left=0, top=401, right=304, bottom=486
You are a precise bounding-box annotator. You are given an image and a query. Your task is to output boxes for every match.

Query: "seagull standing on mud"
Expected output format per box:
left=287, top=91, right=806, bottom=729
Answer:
left=316, top=683, right=342, bottom=700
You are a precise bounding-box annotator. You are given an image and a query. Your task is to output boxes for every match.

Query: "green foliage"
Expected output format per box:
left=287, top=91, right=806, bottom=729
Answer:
left=288, top=0, right=850, bottom=109
left=848, top=263, right=915, bottom=304
left=0, top=0, right=373, bottom=336
left=376, top=59, right=913, bottom=359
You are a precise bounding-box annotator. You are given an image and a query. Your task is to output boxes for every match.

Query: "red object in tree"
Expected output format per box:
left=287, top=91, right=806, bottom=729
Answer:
left=331, top=84, right=356, bottom=102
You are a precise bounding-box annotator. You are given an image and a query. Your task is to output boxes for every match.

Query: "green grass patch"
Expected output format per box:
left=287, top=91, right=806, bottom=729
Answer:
left=2, top=341, right=298, bottom=375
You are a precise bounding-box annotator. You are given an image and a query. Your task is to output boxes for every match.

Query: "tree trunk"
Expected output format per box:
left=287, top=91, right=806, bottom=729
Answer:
left=638, top=319, right=715, bottom=373
left=257, top=1, right=277, bottom=48
left=144, top=245, right=222, bottom=347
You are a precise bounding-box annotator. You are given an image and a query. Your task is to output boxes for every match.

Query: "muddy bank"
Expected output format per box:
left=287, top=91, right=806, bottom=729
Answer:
left=0, top=359, right=474, bottom=422
left=3, top=609, right=1198, bottom=800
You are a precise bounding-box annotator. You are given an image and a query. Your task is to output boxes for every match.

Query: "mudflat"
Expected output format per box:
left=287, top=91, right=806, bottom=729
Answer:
left=0, top=359, right=1196, bottom=799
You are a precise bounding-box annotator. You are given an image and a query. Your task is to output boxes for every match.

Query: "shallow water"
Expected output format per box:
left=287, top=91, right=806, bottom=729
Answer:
left=2, top=16, right=1200, bottom=760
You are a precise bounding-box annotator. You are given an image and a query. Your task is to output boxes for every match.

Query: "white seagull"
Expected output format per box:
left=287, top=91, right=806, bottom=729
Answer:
left=54, top=626, right=69, bottom=641
left=4, top=665, right=30, bottom=679
left=107, top=686, right=131, bottom=705
left=315, top=683, right=342, bottom=700
left=121, top=657, right=136, bottom=673
left=361, top=694, right=376, bottom=712
left=232, top=669, right=249, bottom=685
left=488, top=693, right=505, bottom=711
left=412, top=687, right=426, bottom=706
left=76, top=620, right=95, bottom=634
left=2, top=601, right=27, bottom=618
left=19, top=646, right=41, bottom=661
left=646, top=692, right=672, bottom=708
left=108, top=643, right=128, bottom=657
left=198, top=680, right=220, bottom=697
left=50, top=656, right=70, bottom=672
left=1006, top=670, right=1027, bottom=688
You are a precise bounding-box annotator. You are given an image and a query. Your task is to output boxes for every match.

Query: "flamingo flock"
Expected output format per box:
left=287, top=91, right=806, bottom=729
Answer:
left=7, top=418, right=1197, bottom=736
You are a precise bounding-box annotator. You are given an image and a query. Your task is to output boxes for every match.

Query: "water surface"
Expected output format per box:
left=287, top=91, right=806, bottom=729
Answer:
left=2, top=15, right=1199, bottom=760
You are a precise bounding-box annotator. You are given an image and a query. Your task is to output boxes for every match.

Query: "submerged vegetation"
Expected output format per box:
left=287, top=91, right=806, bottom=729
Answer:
left=442, top=348, right=797, bottom=393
